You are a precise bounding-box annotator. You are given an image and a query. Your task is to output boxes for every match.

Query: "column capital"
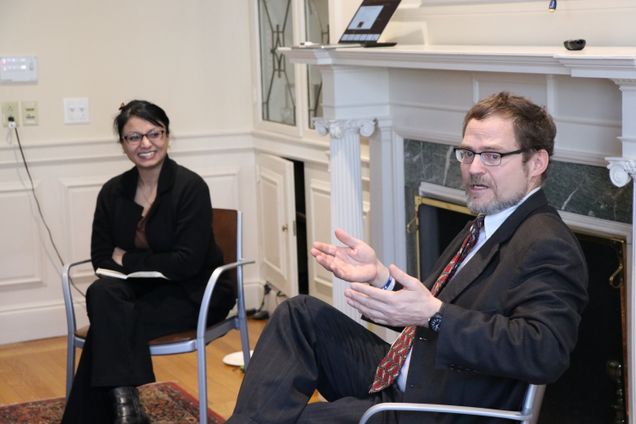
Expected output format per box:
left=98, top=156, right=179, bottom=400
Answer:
left=606, top=157, right=636, bottom=187
left=313, top=118, right=376, bottom=139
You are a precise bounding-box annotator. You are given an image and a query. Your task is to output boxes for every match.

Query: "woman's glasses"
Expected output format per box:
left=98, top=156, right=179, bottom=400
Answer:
left=122, top=129, right=165, bottom=144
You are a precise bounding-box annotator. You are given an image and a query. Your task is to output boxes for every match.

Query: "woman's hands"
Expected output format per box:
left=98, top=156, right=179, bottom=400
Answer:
left=112, top=247, right=126, bottom=266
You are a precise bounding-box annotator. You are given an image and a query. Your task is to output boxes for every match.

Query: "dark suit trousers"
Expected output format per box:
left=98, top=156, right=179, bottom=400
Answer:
left=227, top=295, right=402, bottom=424
left=61, top=276, right=212, bottom=424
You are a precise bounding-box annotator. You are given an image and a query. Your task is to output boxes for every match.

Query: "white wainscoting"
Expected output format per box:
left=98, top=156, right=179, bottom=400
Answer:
left=0, top=182, right=44, bottom=287
left=307, top=178, right=333, bottom=303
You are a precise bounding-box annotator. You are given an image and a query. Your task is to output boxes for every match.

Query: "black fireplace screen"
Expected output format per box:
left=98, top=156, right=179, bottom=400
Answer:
left=414, top=195, right=628, bottom=424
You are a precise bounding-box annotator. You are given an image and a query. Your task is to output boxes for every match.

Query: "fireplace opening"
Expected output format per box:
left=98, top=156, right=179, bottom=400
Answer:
left=414, top=195, right=628, bottom=423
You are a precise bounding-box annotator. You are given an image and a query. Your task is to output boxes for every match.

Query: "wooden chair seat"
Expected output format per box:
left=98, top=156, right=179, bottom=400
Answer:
left=74, top=325, right=203, bottom=345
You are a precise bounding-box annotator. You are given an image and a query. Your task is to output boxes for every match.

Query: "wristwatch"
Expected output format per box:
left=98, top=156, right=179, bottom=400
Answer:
left=428, top=312, right=443, bottom=333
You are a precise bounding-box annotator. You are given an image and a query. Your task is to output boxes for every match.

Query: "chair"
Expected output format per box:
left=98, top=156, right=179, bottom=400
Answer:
left=62, top=208, right=254, bottom=424
left=359, top=383, right=545, bottom=424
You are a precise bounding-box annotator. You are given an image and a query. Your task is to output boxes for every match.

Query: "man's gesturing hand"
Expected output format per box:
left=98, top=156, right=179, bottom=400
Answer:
left=311, top=228, right=388, bottom=287
left=344, top=264, right=443, bottom=327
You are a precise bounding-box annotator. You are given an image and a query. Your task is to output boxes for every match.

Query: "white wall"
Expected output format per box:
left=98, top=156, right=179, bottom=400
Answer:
left=0, top=0, right=253, bottom=140
left=332, top=0, right=636, bottom=48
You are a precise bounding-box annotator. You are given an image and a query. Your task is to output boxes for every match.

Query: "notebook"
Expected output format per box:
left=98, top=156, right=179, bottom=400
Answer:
left=297, top=0, right=401, bottom=49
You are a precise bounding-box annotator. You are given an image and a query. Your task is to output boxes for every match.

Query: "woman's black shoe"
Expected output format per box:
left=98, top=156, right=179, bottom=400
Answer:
left=110, top=386, right=150, bottom=424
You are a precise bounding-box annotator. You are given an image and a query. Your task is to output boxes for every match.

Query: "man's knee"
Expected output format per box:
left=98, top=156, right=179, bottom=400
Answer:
left=276, top=295, right=332, bottom=319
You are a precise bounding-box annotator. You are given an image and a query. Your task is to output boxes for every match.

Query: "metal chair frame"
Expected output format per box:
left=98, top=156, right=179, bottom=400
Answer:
left=359, top=383, right=545, bottom=424
left=62, top=208, right=253, bottom=424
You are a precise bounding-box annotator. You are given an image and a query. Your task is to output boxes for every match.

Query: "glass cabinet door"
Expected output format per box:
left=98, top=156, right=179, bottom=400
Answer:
left=305, top=0, right=329, bottom=128
left=257, top=0, right=329, bottom=129
left=258, top=0, right=296, bottom=126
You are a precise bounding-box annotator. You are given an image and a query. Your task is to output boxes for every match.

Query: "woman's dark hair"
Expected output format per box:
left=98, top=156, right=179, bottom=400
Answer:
left=114, top=100, right=170, bottom=142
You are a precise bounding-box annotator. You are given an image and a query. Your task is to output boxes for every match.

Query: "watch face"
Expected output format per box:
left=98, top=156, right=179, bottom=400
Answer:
left=429, top=313, right=442, bottom=332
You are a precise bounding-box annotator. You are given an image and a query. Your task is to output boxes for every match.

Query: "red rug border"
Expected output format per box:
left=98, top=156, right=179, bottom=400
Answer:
left=0, top=394, right=63, bottom=409
left=149, top=380, right=226, bottom=421
left=0, top=380, right=226, bottom=423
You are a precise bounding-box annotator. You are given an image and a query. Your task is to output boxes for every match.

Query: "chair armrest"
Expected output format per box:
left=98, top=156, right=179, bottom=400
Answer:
left=358, top=402, right=530, bottom=424
left=196, top=259, right=255, bottom=339
left=61, top=259, right=93, bottom=337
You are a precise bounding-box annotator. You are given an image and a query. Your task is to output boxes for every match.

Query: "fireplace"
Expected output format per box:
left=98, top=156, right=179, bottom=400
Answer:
left=414, top=194, right=628, bottom=423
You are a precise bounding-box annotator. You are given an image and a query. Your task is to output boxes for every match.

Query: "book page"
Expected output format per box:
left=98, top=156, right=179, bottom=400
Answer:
left=96, top=268, right=168, bottom=280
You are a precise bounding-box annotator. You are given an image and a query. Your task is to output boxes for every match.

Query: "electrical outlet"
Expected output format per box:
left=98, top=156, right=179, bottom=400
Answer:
left=1, top=101, right=19, bottom=127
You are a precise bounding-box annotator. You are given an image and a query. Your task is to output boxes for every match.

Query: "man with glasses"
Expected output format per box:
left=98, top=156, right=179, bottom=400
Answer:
left=228, top=92, right=588, bottom=423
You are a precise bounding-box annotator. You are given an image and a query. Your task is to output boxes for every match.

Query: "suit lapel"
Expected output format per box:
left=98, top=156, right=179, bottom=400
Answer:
left=431, top=190, right=551, bottom=303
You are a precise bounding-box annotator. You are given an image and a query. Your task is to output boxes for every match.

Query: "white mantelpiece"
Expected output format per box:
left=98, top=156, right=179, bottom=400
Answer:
left=283, top=43, right=636, bottom=420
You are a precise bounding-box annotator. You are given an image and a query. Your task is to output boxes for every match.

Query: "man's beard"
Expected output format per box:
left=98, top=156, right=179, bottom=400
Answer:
left=465, top=176, right=527, bottom=215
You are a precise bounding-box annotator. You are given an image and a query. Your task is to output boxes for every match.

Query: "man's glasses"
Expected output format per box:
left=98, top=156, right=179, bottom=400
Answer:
left=453, top=148, right=528, bottom=166
left=122, top=129, right=165, bottom=144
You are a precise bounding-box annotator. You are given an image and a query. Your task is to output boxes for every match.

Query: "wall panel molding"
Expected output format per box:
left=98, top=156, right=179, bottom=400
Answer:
left=0, top=184, right=43, bottom=288
left=307, top=179, right=333, bottom=303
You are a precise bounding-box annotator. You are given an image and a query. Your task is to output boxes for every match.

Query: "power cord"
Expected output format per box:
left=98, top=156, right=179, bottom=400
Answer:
left=10, top=119, right=65, bottom=266
left=8, top=120, right=85, bottom=295
left=247, top=283, right=271, bottom=320
left=245, top=282, right=290, bottom=320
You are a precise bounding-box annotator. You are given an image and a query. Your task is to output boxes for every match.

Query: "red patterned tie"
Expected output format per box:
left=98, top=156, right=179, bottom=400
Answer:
left=369, top=215, right=485, bottom=393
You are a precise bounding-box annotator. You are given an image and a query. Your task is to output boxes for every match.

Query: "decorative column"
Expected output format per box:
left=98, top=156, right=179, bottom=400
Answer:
left=314, top=117, right=376, bottom=323
left=606, top=156, right=636, bottom=424
left=608, top=78, right=636, bottom=422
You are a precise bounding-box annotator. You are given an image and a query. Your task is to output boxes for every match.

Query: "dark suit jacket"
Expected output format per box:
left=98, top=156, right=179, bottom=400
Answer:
left=400, top=190, right=588, bottom=423
left=90, top=156, right=234, bottom=310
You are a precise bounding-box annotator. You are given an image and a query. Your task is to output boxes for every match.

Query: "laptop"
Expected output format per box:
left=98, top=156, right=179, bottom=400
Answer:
left=297, top=0, right=401, bottom=49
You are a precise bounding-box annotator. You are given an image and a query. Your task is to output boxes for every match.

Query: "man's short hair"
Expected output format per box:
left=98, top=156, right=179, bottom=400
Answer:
left=462, top=92, right=556, bottom=160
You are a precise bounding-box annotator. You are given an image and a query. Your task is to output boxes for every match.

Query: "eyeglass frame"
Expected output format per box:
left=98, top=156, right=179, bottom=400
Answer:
left=453, top=147, right=529, bottom=166
left=121, top=129, right=166, bottom=144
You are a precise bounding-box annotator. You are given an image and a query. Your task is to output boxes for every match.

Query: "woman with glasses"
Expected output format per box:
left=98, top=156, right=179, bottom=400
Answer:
left=62, top=100, right=234, bottom=424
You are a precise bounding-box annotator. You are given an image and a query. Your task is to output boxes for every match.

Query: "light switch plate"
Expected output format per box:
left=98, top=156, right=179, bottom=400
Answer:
left=63, top=97, right=90, bottom=124
left=21, top=101, right=38, bottom=126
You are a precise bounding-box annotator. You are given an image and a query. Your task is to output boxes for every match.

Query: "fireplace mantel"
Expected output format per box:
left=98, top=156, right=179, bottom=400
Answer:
left=284, top=45, right=636, bottom=77
left=283, top=44, right=636, bottom=420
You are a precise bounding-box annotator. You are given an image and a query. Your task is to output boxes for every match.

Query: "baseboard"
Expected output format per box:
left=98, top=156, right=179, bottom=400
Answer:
left=0, top=301, right=83, bottom=345
left=231, top=280, right=268, bottom=316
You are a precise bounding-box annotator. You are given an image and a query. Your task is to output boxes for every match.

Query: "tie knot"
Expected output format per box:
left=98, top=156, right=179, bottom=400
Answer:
left=471, top=215, right=485, bottom=234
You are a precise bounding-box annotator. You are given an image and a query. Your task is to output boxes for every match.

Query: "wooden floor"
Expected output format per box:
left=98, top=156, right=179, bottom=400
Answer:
left=0, top=318, right=268, bottom=419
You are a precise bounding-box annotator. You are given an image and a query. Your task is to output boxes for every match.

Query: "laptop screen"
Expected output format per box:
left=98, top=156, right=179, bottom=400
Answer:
left=338, top=0, right=401, bottom=44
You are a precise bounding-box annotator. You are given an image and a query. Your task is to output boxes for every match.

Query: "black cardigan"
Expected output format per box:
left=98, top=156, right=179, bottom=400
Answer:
left=90, top=157, right=234, bottom=309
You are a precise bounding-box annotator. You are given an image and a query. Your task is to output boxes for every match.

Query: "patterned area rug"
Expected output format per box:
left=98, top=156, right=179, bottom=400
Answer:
left=0, top=381, right=225, bottom=423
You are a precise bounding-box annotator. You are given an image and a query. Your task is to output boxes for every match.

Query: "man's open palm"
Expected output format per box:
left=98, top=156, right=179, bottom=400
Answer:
left=311, top=228, right=380, bottom=284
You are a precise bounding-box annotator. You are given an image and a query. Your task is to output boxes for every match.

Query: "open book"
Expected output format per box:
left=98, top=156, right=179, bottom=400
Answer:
left=96, top=268, right=168, bottom=280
